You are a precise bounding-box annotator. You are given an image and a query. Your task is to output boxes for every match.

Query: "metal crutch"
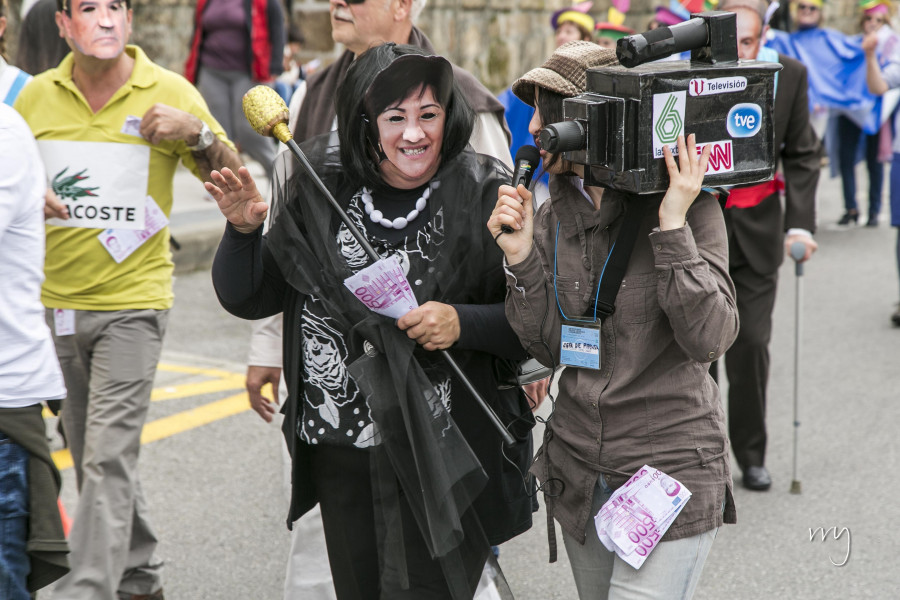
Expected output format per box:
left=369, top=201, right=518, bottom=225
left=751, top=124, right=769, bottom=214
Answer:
left=789, top=241, right=806, bottom=495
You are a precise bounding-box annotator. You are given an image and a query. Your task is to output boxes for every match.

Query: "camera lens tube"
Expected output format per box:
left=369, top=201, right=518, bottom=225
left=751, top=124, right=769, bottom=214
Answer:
left=539, top=120, right=587, bottom=154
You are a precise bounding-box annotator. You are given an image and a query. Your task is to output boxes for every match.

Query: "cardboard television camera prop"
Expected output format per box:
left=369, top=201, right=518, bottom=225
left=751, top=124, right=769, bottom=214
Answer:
left=539, top=11, right=782, bottom=195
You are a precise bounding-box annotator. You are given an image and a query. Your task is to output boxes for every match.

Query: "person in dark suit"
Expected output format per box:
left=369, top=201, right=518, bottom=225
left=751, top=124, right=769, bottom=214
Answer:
left=717, top=0, right=821, bottom=491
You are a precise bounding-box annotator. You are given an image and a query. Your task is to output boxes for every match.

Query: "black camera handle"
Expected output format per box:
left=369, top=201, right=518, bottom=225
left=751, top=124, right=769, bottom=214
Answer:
left=616, top=11, right=738, bottom=68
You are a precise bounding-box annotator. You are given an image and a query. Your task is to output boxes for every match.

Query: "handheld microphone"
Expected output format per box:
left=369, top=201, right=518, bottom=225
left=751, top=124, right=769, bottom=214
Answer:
left=501, top=145, right=541, bottom=234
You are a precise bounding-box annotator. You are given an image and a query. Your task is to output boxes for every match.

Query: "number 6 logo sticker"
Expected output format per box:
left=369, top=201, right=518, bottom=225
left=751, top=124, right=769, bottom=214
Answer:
left=652, top=91, right=686, bottom=158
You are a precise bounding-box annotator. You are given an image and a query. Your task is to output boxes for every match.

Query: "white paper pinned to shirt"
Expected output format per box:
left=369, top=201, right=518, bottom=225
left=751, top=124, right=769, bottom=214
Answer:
left=343, top=255, right=418, bottom=320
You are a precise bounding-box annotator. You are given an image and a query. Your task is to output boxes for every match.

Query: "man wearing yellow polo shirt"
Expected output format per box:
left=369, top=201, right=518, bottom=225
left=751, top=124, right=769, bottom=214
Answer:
left=13, top=1, right=241, bottom=599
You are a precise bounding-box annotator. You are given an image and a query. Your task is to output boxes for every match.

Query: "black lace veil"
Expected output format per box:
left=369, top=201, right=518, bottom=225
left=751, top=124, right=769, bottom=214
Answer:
left=266, top=134, right=515, bottom=597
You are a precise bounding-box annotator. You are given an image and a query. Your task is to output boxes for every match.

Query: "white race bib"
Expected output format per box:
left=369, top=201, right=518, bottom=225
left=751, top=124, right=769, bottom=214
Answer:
left=39, top=140, right=150, bottom=230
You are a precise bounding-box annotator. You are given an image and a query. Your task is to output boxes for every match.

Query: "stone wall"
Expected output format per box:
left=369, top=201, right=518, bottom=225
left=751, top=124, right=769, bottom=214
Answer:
left=131, top=0, right=197, bottom=74
left=3, top=0, right=867, bottom=87
left=287, top=0, right=573, bottom=92
left=4, top=0, right=25, bottom=61
left=416, top=0, right=566, bottom=92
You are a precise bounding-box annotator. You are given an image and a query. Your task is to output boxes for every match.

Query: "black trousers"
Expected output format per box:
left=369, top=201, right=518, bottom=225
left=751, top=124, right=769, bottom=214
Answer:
left=721, top=245, right=778, bottom=470
left=310, top=444, right=486, bottom=600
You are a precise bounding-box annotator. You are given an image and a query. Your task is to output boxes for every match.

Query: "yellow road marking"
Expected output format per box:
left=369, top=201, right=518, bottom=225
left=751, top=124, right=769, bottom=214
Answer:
left=52, top=450, right=72, bottom=471
left=157, top=362, right=243, bottom=379
left=51, top=449, right=72, bottom=471
left=151, top=377, right=244, bottom=401
left=142, top=392, right=251, bottom=443
left=47, top=363, right=277, bottom=471
left=44, top=363, right=245, bottom=412
left=46, top=375, right=246, bottom=410
left=52, top=391, right=252, bottom=471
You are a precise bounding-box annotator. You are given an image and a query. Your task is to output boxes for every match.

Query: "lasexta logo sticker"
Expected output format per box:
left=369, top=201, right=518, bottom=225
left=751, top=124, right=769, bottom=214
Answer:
left=655, top=95, right=683, bottom=143
left=652, top=91, right=686, bottom=158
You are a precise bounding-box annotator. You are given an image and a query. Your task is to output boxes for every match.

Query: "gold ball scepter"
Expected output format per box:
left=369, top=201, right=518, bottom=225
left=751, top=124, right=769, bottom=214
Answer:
left=242, top=85, right=293, bottom=144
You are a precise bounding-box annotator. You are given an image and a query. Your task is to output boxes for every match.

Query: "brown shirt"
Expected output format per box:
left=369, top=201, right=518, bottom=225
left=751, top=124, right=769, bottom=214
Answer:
left=505, top=176, right=739, bottom=547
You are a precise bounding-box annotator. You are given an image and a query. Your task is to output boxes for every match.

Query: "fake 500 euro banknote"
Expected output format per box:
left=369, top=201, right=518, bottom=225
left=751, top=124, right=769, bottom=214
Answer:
left=594, top=465, right=691, bottom=569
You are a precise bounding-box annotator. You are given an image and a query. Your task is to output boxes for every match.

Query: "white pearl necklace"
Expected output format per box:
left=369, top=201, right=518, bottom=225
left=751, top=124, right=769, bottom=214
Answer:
left=360, top=185, right=430, bottom=229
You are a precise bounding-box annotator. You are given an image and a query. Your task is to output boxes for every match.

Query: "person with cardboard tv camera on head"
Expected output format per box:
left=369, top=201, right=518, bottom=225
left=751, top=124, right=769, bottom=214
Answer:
left=487, top=40, right=739, bottom=600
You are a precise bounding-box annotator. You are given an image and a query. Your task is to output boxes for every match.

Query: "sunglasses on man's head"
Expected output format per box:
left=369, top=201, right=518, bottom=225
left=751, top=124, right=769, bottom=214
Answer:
left=796, top=4, right=820, bottom=12
left=345, top=0, right=367, bottom=4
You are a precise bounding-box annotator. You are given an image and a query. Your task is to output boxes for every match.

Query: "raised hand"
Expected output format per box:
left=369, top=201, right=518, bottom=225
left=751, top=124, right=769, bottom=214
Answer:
left=658, top=134, right=710, bottom=231
left=205, top=166, right=268, bottom=234
left=862, top=31, right=878, bottom=54
left=487, top=183, right=534, bottom=265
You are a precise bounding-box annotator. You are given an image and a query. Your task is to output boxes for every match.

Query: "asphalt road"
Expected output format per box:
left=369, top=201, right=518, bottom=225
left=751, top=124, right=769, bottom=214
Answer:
left=42, top=163, right=900, bottom=599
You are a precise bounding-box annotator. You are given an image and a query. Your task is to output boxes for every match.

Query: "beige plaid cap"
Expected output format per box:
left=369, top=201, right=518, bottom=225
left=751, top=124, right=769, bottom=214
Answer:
left=512, top=41, right=619, bottom=106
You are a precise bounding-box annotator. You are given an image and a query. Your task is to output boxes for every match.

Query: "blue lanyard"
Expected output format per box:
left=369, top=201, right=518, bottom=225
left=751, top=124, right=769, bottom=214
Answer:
left=553, top=221, right=614, bottom=324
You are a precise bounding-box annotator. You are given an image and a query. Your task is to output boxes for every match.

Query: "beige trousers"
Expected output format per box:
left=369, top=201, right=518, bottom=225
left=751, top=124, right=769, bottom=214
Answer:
left=49, top=309, right=168, bottom=600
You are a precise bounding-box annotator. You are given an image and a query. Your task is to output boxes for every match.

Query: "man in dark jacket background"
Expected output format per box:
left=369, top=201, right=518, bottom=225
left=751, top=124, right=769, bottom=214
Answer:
left=717, top=0, right=821, bottom=491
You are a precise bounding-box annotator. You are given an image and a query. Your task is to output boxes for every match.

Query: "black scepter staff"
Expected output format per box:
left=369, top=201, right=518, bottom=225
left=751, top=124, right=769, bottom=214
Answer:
left=242, top=85, right=516, bottom=447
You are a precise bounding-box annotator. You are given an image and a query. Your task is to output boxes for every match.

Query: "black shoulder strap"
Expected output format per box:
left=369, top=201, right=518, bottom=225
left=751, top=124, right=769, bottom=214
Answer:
left=595, top=198, right=649, bottom=318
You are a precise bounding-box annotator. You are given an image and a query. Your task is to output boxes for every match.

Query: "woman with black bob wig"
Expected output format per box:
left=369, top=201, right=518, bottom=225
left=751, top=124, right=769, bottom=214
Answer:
left=337, top=43, right=474, bottom=192
left=208, top=42, right=535, bottom=599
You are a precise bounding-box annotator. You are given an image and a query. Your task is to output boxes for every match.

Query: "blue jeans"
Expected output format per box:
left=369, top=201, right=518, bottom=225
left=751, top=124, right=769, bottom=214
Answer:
left=837, top=115, right=883, bottom=218
left=0, top=432, right=31, bottom=600
left=562, top=474, right=717, bottom=600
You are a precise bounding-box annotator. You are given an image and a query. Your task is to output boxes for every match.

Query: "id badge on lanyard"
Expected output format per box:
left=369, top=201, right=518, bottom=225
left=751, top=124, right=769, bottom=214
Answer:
left=554, top=222, right=608, bottom=371
left=560, top=320, right=601, bottom=370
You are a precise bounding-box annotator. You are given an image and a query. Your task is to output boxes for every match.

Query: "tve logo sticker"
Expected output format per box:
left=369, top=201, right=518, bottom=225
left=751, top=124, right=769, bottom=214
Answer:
left=696, top=140, right=733, bottom=174
left=726, top=103, right=761, bottom=138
